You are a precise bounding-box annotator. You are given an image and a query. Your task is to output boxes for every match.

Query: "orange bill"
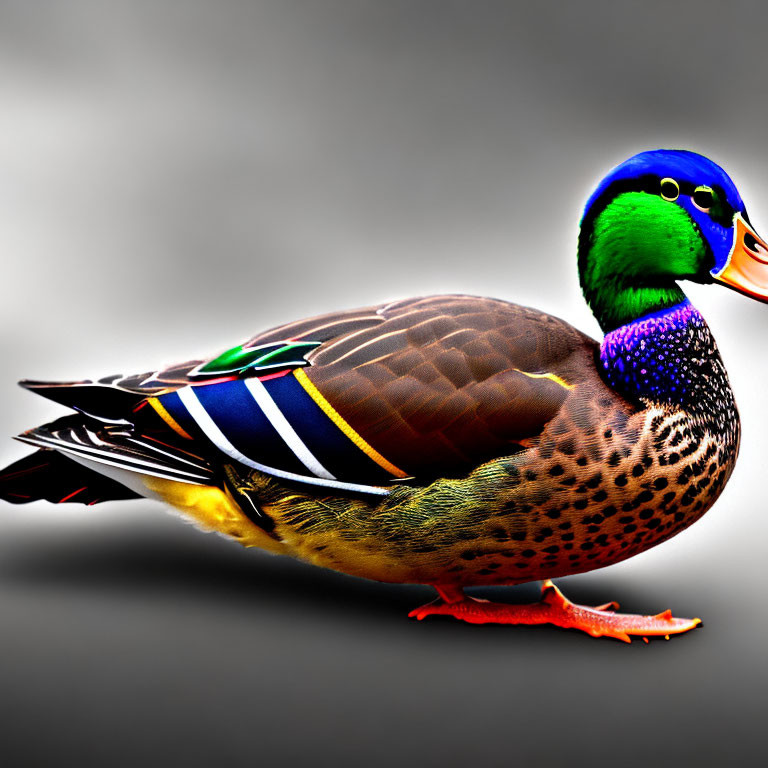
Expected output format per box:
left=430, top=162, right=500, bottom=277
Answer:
left=712, top=213, right=768, bottom=300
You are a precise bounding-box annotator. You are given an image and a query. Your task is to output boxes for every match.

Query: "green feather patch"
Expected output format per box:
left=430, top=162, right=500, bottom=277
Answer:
left=189, top=341, right=321, bottom=379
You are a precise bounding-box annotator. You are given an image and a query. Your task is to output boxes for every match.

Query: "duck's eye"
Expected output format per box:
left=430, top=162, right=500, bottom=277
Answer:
left=692, top=186, right=714, bottom=212
left=660, top=178, right=679, bottom=201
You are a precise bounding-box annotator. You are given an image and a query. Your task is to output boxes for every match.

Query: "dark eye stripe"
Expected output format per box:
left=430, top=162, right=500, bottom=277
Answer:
left=580, top=175, right=738, bottom=239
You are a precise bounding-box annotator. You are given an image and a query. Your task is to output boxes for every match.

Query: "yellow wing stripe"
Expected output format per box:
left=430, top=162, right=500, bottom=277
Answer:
left=512, top=369, right=574, bottom=390
left=148, top=397, right=194, bottom=440
left=293, top=368, right=408, bottom=479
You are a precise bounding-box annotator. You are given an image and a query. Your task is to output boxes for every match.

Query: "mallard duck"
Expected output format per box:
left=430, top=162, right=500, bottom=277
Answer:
left=2, top=149, right=765, bottom=642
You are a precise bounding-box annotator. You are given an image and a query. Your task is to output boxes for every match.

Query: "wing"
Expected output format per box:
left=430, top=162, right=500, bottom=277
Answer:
left=296, top=295, right=598, bottom=478
left=18, top=295, right=599, bottom=493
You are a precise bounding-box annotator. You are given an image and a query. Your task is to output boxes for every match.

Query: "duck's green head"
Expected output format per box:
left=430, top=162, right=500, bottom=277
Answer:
left=578, top=149, right=768, bottom=332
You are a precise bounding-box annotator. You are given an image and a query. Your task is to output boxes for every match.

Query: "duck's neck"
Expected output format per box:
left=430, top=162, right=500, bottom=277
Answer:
left=578, top=191, right=709, bottom=332
left=579, top=190, right=735, bottom=422
left=599, top=300, right=735, bottom=427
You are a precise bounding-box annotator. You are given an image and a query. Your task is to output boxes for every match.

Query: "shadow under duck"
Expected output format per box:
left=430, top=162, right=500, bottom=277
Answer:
left=3, top=149, right=766, bottom=642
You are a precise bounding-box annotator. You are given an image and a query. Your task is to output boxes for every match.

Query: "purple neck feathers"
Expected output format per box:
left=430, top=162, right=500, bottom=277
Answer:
left=599, top=301, right=734, bottom=422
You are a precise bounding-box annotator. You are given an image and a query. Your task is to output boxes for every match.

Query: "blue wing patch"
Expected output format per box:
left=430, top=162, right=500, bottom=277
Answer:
left=154, top=372, right=402, bottom=496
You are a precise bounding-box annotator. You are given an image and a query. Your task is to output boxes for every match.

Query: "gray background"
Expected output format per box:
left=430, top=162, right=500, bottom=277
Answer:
left=1, top=1, right=766, bottom=766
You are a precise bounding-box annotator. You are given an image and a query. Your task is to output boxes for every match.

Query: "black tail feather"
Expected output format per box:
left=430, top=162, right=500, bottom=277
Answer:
left=19, top=379, right=143, bottom=421
left=0, top=449, right=141, bottom=505
left=15, top=414, right=215, bottom=485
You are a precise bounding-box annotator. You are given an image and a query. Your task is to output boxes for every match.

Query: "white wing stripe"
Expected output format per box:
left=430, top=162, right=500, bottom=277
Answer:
left=242, top=377, right=335, bottom=480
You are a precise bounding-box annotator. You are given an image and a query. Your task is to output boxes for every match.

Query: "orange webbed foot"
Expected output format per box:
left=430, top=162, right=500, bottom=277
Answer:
left=409, top=580, right=701, bottom=643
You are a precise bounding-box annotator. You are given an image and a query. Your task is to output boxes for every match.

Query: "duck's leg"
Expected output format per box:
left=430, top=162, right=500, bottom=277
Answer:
left=409, top=580, right=701, bottom=643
